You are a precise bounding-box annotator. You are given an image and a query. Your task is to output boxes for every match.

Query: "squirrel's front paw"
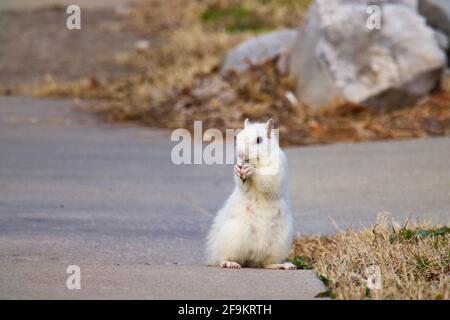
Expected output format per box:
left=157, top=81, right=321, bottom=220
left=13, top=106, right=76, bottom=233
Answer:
left=234, top=164, right=255, bottom=182
left=234, top=164, right=243, bottom=179
left=241, top=164, right=255, bottom=179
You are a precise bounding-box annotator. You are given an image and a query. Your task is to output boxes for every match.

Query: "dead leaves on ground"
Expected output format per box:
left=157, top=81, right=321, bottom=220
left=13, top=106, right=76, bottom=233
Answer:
left=2, top=0, right=449, bottom=146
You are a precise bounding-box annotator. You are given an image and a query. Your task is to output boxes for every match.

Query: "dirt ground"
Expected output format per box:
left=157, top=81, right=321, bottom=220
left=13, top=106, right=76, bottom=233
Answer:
left=0, top=5, right=144, bottom=86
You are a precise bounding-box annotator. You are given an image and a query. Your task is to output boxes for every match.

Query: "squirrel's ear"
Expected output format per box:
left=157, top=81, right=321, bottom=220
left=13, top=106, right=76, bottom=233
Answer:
left=244, top=118, right=250, bottom=127
left=266, top=118, right=273, bottom=138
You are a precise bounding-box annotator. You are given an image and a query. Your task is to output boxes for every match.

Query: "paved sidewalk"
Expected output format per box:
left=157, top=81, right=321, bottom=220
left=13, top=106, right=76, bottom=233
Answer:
left=1, top=262, right=322, bottom=299
left=0, top=97, right=449, bottom=299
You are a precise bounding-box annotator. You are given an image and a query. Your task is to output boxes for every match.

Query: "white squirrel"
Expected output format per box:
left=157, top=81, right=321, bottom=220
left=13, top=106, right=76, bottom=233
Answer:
left=206, top=119, right=295, bottom=270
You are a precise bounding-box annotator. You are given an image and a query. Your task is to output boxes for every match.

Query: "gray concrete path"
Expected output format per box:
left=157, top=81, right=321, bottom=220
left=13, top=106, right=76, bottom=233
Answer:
left=0, top=0, right=126, bottom=10
left=0, top=96, right=449, bottom=299
left=1, top=262, right=322, bottom=300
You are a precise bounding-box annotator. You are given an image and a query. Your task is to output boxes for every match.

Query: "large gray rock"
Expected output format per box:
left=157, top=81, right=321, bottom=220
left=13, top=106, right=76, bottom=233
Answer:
left=221, top=29, right=297, bottom=74
left=419, top=0, right=450, bottom=43
left=289, top=0, right=447, bottom=110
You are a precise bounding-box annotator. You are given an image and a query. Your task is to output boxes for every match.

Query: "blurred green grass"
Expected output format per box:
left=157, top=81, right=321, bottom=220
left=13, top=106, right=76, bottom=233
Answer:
left=200, top=0, right=313, bottom=33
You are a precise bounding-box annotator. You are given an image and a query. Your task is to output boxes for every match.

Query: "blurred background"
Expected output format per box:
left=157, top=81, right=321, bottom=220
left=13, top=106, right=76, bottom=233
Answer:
left=1, top=0, right=449, bottom=145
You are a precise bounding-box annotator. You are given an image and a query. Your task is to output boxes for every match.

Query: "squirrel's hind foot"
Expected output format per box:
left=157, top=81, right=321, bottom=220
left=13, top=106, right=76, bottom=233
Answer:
left=264, top=262, right=297, bottom=270
left=220, top=260, right=242, bottom=269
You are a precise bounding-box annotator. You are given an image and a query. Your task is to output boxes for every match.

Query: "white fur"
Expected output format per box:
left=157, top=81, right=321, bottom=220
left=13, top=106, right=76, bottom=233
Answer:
left=206, top=120, right=294, bottom=269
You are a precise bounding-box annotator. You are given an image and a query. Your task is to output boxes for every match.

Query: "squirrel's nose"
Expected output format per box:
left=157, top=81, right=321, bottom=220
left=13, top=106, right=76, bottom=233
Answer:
left=237, top=149, right=245, bottom=159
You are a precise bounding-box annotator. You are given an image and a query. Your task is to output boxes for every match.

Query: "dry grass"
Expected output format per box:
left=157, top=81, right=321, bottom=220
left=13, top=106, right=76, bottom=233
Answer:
left=290, top=213, right=450, bottom=300
left=22, top=57, right=450, bottom=146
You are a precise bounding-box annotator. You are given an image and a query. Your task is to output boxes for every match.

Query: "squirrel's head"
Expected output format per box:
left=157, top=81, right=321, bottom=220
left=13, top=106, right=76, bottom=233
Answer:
left=235, top=118, right=278, bottom=163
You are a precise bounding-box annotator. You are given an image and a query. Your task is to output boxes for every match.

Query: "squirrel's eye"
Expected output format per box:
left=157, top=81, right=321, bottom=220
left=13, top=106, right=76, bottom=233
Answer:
left=256, top=136, right=263, bottom=144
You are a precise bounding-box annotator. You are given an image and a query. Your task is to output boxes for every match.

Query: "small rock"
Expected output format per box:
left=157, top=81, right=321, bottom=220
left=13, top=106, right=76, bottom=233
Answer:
left=134, top=40, right=150, bottom=51
left=115, top=3, right=130, bottom=16
left=221, top=29, right=297, bottom=75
